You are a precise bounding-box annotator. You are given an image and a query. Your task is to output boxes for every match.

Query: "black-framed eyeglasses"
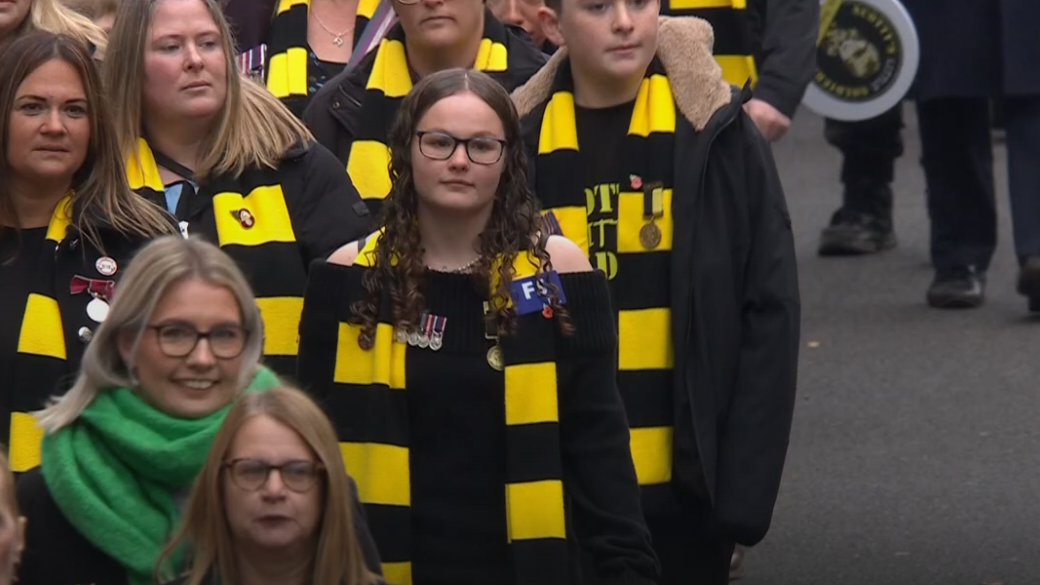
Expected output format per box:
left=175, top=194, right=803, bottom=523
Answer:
left=416, top=131, right=507, bottom=165
left=146, top=323, right=249, bottom=359
left=224, top=458, right=326, bottom=493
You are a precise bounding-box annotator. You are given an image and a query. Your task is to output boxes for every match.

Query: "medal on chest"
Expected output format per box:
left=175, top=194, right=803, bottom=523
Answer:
left=639, top=180, right=665, bottom=250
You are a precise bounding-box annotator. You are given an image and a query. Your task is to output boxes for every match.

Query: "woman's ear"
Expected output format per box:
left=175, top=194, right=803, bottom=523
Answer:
left=116, top=329, right=136, bottom=370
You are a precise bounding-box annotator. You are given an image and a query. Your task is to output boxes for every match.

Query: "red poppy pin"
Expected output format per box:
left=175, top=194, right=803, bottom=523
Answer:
left=231, top=208, right=255, bottom=229
left=630, top=175, right=643, bottom=190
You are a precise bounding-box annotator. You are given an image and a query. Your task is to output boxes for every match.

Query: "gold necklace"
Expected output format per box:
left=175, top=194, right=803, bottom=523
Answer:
left=310, top=5, right=353, bottom=47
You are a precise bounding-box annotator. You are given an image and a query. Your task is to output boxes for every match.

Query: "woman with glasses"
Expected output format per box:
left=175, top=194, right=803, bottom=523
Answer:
left=296, top=68, right=658, bottom=585
left=15, top=236, right=380, bottom=585
left=158, top=385, right=381, bottom=585
left=103, top=0, right=371, bottom=379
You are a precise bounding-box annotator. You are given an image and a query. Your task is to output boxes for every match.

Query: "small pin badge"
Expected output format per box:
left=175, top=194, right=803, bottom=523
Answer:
left=542, top=304, right=553, bottom=319
left=178, top=221, right=190, bottom=239
left=95, top=256, right=117, bottom=276
left=232, top=209, right=255, bottom=229
left=630, top=174, right=643, bottom=190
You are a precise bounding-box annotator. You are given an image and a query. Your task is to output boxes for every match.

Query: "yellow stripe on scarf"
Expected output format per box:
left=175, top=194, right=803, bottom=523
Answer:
left=126, top=138, right=165, bottom=192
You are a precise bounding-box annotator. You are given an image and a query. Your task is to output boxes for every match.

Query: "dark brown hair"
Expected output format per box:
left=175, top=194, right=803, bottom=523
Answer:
left=352, top=68, right=572, bottom=347
left=0, top=32, right=175, bottom=253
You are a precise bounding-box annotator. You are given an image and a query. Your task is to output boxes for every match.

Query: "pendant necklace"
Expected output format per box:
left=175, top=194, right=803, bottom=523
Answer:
left=311, top=8, right=352, bottom=47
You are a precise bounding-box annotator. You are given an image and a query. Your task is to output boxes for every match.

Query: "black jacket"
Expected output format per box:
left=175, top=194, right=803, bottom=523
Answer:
left=128, top=140, right=371, bottom=379
left=902, top=0, right=1040, bottom=98
left=513, top=16, right=801, bottom=547
left=747, top=0, right=818, bottom=119
left=302, top=17, right=546, bottom=169
left=0, top=211, right=171, bottom=474
left=16, top=467, right=384, bottom=585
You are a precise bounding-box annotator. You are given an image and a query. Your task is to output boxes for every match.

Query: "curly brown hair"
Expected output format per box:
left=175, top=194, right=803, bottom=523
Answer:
left=352, top=68, right=572, bottom=349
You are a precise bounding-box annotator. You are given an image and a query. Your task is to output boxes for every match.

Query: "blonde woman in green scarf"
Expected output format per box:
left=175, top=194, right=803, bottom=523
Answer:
left=14, top=236, right=288, bottom=585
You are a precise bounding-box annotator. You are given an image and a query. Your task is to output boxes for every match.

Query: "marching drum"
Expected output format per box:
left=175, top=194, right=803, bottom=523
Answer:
left=801, top=0, right=920, bottom=121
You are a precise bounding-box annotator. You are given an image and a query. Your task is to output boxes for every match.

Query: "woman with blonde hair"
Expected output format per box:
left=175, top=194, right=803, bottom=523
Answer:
left=15, top=236, right=287, bottom=585
left=0, top=31, right=175, bottom=475
left=103, top=0, right=371, bottom=378
left=0, top=0, right=106, bottom=53
left=158, top=385, right=382, bottom=585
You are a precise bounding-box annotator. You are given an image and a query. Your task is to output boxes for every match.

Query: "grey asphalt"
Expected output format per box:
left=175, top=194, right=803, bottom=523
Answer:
left=739, top=108, right=1040, bottom=585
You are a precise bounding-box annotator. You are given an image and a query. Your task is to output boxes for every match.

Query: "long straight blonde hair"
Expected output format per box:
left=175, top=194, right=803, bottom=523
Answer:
left=35, top=236, right=266, bottom=432
left=19, top=0, right=108, bottom=53
left=157, top=386, right=382, bottom=585
left=102, top=0, right=313, bottom=180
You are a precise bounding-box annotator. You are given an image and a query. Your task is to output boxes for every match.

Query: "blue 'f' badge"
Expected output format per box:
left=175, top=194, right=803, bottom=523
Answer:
left=509, top=271, right=567, bottom=315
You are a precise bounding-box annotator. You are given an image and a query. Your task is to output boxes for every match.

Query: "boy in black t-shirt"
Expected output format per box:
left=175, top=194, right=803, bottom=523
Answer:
left=513, top=2, right=801, bottom=583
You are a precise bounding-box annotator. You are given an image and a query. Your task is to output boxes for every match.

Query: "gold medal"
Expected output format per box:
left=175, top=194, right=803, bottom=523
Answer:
left=486, top=345, right=504, bottom=371
left=639, top=222, right=662, bottom=249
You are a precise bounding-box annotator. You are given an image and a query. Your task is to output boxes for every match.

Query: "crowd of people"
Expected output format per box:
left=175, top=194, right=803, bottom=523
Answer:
left=0, top=0, right=1034, bottom=582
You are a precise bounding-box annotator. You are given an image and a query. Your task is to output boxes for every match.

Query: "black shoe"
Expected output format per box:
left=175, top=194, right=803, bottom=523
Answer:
left=1016, top=256, right=1040, bottom=312
left=818, top=208, right=897, bottom=256
left=927, top=265, right=986, bottom=309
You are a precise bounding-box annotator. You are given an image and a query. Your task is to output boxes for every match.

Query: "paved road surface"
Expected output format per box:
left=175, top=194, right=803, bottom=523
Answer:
left=740, top=108, right=1040, bottom=585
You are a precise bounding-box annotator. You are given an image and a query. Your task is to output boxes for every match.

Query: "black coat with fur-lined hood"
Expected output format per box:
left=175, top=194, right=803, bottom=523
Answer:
left=512, top=16, right=801, bottom=547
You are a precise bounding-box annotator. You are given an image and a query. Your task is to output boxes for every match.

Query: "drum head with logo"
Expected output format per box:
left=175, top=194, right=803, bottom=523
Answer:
left=802, top=0, right=919, bottom=121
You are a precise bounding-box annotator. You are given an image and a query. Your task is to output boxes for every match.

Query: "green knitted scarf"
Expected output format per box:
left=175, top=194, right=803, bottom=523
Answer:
left=40, top=367, right=282, bottom=585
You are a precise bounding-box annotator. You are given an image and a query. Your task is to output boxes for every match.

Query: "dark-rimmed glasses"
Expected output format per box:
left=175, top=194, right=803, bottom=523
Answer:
left=147, top=323, right=249, bottom=359
left=224, top=458, right=326, bottom=492
left=416, top=131, right=506, bottom=165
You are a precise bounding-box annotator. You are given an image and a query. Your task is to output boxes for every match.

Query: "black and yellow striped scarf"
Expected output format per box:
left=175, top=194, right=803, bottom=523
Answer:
left=533, top=58, right=678, bottom=493
left=266, top=0, right=379, bottom=116
left=663, top=0, right=757, bottom=87
left=340, top=236, right=569, bottom=585
left=8, top=195, right=72, bottom=473
left=126, top=139, right=308, bottom=378
left=346, top=12, right=510, bottom=206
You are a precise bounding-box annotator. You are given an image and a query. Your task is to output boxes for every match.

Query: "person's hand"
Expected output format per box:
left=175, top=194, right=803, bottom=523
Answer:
left=743, top=98, right=792, bottom=142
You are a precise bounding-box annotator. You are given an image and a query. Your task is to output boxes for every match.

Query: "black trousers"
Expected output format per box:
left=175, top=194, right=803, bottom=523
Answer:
left=583, top=497, right=734, bottom=585
left=824, top=105, right=905, bottom=217
left=916, top=97, right=1040, bottom=271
